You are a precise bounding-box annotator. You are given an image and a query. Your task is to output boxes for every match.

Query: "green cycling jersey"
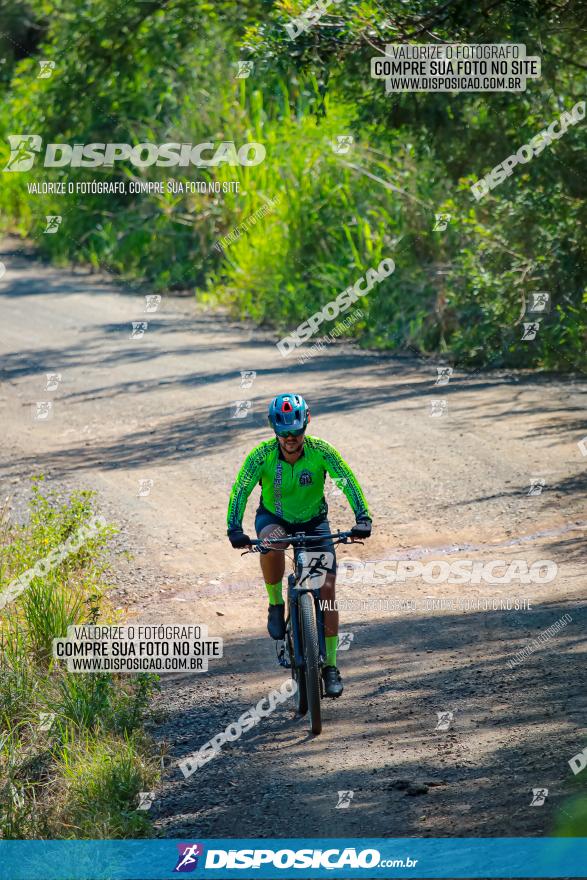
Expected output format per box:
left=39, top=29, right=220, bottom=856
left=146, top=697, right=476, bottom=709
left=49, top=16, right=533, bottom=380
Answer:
left=226, top=435, right=370, bottom=531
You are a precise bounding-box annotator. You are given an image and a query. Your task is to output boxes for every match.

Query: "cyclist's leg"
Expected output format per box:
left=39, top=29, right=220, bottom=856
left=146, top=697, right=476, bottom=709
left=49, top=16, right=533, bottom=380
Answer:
left=255, top=508, right=290, bottom=639
left=255, top=508, right=289, bottom=592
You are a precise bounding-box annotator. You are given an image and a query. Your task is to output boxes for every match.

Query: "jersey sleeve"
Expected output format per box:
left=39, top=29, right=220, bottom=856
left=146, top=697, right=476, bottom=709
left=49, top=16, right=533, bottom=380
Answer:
left=315, top=439, right=370, bottom=520
left=226, top=443, right=268, bottom=532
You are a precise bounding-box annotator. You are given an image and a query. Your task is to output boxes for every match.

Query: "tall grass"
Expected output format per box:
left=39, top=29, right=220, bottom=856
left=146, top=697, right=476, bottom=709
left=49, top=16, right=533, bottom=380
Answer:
left=0, top=480, right=160, bottom=839
left=58, top=733, right=157, bottom=838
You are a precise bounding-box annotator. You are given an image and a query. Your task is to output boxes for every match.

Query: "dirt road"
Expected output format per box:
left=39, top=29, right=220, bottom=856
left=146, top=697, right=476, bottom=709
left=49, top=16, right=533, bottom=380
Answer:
left=1, top=237, right=585, bottom=839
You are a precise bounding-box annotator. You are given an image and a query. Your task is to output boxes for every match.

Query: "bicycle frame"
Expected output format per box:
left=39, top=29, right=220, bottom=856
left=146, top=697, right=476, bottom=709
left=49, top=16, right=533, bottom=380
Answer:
left=243, top=529, right=358, bottom=671
left=287, top=565, right=327, bottom=672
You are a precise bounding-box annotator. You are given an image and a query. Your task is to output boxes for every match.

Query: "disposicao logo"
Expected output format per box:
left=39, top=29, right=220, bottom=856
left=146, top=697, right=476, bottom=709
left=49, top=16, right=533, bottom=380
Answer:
left=202, top=847, right=384, bottom=870
left=174, top=843, right=204, bottom=873
left=3, top=137, right=266, bottom=171
left=4, top=135, right=43, bottom=171
left=276, top=258, right=395, bottom=357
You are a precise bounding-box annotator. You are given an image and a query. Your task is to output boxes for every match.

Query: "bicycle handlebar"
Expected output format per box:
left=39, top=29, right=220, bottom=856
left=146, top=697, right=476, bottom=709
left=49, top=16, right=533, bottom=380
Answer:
left=240, top=530, right=360, bottom=555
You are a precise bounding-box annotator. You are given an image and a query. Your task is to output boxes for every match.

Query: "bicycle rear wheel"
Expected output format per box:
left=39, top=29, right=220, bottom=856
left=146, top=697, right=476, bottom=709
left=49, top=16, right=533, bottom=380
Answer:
left=299, top=592, right=322, bottom=735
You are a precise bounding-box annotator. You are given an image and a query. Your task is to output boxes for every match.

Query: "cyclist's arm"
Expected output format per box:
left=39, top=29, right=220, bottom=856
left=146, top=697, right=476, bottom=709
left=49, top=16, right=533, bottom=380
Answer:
left=226, top=444, right=268, bottom=533
left=316, top=439, right=370, bottom=521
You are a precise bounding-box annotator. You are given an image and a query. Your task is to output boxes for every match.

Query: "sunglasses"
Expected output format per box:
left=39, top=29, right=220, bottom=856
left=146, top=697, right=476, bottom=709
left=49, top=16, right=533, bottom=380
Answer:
left=277, top=428, right=306, bottom=438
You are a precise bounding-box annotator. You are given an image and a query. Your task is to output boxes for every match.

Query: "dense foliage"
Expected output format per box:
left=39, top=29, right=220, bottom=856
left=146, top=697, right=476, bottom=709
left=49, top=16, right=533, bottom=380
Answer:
left=0, top=0, right=585, bottom=368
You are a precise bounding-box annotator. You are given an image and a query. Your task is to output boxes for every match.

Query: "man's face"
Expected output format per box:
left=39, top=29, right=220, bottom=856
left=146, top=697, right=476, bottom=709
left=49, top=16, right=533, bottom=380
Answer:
left=277, top=431, right=305, bottom=456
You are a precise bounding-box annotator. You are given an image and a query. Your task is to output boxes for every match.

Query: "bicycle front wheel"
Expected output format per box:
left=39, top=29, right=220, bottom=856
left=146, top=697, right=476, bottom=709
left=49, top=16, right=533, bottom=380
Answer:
left=288, top=623, right=307, bottom=716
left=299, top=592, right=322, bottom=735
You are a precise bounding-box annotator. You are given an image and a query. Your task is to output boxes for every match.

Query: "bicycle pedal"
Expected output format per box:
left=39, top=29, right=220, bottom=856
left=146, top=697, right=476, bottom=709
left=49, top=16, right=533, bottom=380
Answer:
left=276, top=641, right=291, bottom=669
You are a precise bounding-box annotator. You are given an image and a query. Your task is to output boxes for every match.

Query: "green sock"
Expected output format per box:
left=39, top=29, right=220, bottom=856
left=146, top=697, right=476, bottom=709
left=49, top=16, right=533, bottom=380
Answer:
left=325, top=635, right=338, bottom=667
left=265, top=581, right=284, bottom=605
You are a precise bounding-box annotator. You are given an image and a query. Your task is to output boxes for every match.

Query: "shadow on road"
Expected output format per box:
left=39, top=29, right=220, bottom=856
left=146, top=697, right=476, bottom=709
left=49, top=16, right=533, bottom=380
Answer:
left=150, top=599, right=586, bottom=838
left=4, top=341, right=585, bottom=498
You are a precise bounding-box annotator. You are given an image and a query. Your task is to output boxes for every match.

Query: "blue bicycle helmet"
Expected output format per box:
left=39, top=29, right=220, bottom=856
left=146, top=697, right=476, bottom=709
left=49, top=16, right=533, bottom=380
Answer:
left=268, top=393, right=309, bottom=436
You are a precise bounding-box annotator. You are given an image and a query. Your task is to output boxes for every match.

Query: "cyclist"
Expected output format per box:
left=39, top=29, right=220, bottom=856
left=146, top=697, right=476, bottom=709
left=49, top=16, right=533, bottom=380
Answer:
left=227, top=393, right=371, bottom=697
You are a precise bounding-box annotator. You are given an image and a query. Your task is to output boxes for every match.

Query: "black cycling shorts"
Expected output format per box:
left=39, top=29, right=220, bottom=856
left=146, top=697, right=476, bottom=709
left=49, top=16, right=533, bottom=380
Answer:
left=254, top=506, right=336, bottom=574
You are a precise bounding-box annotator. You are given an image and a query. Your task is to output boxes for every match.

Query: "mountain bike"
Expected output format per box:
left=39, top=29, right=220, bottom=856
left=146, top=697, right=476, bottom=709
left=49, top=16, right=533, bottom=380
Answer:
left=243, top=530, right=360, bottom=736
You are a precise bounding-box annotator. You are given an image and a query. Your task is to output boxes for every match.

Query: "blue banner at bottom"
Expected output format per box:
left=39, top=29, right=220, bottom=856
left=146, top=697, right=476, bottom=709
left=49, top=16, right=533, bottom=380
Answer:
left=0, top=838, right=585, bottom=879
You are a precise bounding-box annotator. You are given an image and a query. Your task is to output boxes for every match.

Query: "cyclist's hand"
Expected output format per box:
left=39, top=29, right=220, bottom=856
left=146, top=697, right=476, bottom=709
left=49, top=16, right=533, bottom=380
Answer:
left=350, top=518, right=372, bottom=540
left=228, top=528, right=252, bottom=549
